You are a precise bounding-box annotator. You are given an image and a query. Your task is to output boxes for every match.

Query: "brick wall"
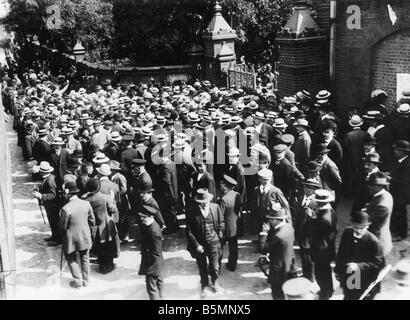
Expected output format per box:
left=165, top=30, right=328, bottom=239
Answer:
left=372, top=29, right=410, bottom=111
left=335, top=0, right=410, bottom=120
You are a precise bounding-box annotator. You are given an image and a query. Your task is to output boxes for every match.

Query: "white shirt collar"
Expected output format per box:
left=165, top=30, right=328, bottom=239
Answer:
left=373, top=189, right=384, bottom=198
left=260, top=184, right=271, bottom=193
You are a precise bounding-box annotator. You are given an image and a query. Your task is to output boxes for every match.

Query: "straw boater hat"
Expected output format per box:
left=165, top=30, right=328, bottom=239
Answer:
left=96, top=163, right=111, bottom=176
left=397, top=104, right=410, bottom=115
left=253, top=111, right=265, bottom=120
left=93, top=152, right=110, bottom=164
left=110, top=131, right=122, bottom=142
left=349, top=114, right=364, bottom=127
left=311, top=189, right=334, bottom=203
left=194, top=188, right=213, bottom=203
left=39, top=161, right=54, bottom=173
left=272, top=118, right=288, bottom=129
left=172, top=139, right=187, bottom=149
left=294, top=118, right=310, bottom=130
left=109, top=160, right=122, bottom=171
left=362, top=152, right=381, bottom=164
left=51, top=137, right=65, bottom=146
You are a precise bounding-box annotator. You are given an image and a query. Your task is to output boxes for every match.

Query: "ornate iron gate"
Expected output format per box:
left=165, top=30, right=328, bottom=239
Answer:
left=228, top=63, right=257, bottom=90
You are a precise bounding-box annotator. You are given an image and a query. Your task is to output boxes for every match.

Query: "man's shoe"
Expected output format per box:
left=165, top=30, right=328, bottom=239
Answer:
left=226, top=263, right=236, bottom=272
left=47, top=241, right=59, bottom=247
left=69, top=280, right=81, bottom=289
left=200, top=286, right=207, bottom=299
left=44, top=237, right=54, bottom=242
left=210, top=283, right=223, bottom=294
left=83, top=281, right=89, bottom=287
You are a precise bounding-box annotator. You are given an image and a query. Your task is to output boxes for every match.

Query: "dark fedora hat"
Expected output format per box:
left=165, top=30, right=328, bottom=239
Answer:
left=136, top=182, right=155, bottom=193
left=393, top=140, right=410, bottom=152
left=351, top=209, right=371, bottom=227
left=132, top=158, right=147, bottom=167
left=86, top=178, right=101, bottom=195
left=134, top=132, right=146, bottom=143
left=65, top=181, right=80, bottom=195
left=367, top=172, right=390, bottom=186
left=312, top=143, right=331, bottom=154
left=305, top=160, right=321, bottom=172
left=194, top=188, right=213, bottom=203
left=362, top=152, right=381, bottom=164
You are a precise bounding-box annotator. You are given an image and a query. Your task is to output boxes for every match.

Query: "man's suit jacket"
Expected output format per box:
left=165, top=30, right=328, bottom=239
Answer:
left=374, top=127, right=394, bottom=172
left=48, top=148, right=69, bottom=183
left=218, top=190, right=241, bottom=238
left=103, top=141, right=122, bottom=162
left=136, top=197, right=165, bottom=228
left=252, top=184, right=291, bottom=220
left=263, top=222, right=295, bottom=286
left=129, top=170, right=153, bottom=210
left=366, top=189, right=393, bottom=256
left=40, top=174, right=59, bottom=209
left=269, top=156, right=295, bottom=199
left=224, top=162, right=247, bottom=207
left=390, top=157, right=410, bottom=208
left=344, top=128, right=368, bottom=169
left=309, top=207, right=338, bottom=263
left=335, top=228, right=385, bottom=297
left=59, top=196, right=96, bottom=254
left=85, top=191, right=118, bottom=243
left=318, top=157, right=342, bottom=193
left=192, top=171, right=216, bottom=201
left=292, top=130, right=311, bottom=171
left=121, top=148, right=141, bottom=169
left=99, top=177, right=120, bottom=222
left=139, top=220, right=164, bottom=276
left=260, top=122, right=275, bottom=150
left=186, top=203, right=225, bottom=257
left=154, top=160, right=179, bottom=205
left=32, top=138, right=51, bottom=163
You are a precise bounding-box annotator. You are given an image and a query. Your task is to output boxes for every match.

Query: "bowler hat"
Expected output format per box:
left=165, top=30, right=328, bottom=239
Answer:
left=367, top=172, right=390, bottom=186
left=305, top=161, right=321, bottom=172
left=351, top=210, right=371, bottom=226
left=393, top=140, right=410, bottom=152
left=194, top=188, right=213, bottom=203
left=86, top=178, right=101, bottom=195
left=312, top=143, right=330, bottom=154
left=65, top=181, right=80, bottom=195
left=362, top=152, right=381, bottom=164
left=136, top=182, right=155, bottom=193
left=132, top=158, right=147, bottom=167
left=266, top=202, right=286, bottom=219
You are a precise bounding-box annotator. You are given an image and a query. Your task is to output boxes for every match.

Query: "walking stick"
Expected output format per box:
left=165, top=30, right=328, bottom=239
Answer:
left=33, top=187, right=47, bottom=225
left=60, top=245, right=65, bottom=278
left=37, top=200, right=47, bottom=225
left=358, top=264, right=392, bottom=300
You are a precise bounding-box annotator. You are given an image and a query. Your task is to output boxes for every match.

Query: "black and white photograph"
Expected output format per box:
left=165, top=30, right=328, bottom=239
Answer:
left=0, top=0, right=410, bottom=305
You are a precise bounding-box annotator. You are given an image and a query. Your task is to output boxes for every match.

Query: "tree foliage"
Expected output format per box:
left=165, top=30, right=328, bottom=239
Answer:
left=2, top=0, right=114, bottom=61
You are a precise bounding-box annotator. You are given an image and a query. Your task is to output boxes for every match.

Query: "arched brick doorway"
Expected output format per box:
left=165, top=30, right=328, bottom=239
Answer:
left=371, top=29, right=410, bottom=111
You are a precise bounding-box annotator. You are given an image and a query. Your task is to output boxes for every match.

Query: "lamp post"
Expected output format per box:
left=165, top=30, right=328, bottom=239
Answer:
left=72, top=40, right=86, bottom=63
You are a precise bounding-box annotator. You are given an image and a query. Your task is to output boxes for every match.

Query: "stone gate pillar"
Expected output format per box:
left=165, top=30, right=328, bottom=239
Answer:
left=276, top=1, right=328, bottom=98
left=202, top=1, right=237, bottom=87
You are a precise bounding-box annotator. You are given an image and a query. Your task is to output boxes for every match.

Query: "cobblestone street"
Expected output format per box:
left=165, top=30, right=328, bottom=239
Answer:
left=6, top=116, right=410, bottom=300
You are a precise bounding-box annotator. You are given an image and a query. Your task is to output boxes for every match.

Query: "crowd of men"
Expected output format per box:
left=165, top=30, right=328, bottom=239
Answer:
left=2, top=61, right=410, bottom=300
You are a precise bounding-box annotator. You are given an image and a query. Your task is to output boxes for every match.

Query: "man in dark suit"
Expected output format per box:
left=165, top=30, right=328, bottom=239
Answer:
left=312, top=143, right=342, bottom=205
left=136, top=182, right=165, bottom=228
left=186, top=188, right=225, bottom=298
left=269, top=144, right=295, bottom=199
left=128, top=158, right=153, bottom=211
left=366, top=172, right=393, bottom=257
left=32, top=161, right=61, bottom=246
left=121, top=134, right=139, bottom=176
left=225, top=147, right=247, bottom=208
left=253, top=111, right=275, bottom=150
left=84, top=178, right=120, bottom=274
left=390, top=140, right=410, bottom=240
left=102, top=131, right=123, bottom=162
left=343, top=115, right=368, bottom=189
left=138, top=205, right=165, bottom=300
left=154, top=153, right=179, bottom=233
left=217, top=175, right=241, bottom=272
left=32, top=128, right=51, bottom=164
left=48, top=137, right=69, bottom=186
left=335, top=210, right=385, bottom=300
left=261, top=205, right=295, bottom=300
left=192, top=161, right=216, bottom=200
left=309, top=189, right=338, bottom=300
left=59, top=181, right=96, bottom=288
